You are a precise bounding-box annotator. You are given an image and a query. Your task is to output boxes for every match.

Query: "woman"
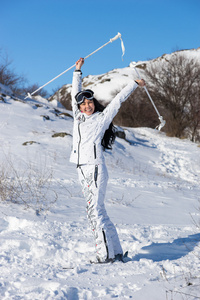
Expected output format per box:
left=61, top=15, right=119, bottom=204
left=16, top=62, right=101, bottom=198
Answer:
left=70, top=58, right=145, bottom=263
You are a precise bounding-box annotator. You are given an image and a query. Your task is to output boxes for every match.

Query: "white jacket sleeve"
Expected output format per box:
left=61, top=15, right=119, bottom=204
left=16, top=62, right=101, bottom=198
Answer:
left=97, top=81, right=138, bottom=133
left=71, top=71, right=82, bottom=118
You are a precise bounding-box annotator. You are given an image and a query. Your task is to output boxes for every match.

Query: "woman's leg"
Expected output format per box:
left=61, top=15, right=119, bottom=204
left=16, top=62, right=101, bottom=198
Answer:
left=78, top=164, right=123, bottom=262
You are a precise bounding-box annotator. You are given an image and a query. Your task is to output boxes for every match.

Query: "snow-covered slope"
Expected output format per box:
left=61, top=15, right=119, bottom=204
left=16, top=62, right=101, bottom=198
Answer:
left=49, top=47, right=200, bottom=106
left=0, top=87, right=200, bottom=299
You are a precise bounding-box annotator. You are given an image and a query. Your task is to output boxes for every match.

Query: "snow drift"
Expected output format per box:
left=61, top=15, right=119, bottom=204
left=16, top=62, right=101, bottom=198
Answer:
left=0, top=73, right=200, bottom=299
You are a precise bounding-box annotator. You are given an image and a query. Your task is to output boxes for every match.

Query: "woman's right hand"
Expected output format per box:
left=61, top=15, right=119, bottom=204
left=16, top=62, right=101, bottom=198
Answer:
left=76, top=58, right=84, bottom=70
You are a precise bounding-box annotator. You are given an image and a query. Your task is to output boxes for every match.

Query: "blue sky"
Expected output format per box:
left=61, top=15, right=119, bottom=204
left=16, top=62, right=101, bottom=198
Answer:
left=1, top=0, right=200, bottom=95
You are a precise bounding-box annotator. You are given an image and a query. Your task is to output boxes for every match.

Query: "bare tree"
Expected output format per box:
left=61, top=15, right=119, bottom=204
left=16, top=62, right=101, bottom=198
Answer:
left=21, top=84, right=49, bottom=98
left=0, top=49, right=48, bottom=97
left=145, top=53, right=200, bottom=140
left=187, top=85, right=200, bottom=142
left=0, top=50, right=26, bottom=92
left=113, top=87, right=158, bottom=128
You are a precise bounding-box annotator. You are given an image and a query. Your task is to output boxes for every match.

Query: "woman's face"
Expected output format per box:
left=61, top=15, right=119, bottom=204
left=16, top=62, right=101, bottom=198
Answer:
left=79, top=99, right=95, bottom=116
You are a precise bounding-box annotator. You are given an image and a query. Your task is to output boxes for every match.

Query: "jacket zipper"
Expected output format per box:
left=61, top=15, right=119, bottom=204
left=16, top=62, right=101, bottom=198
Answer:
left=77, top=123, right=81, bottom=167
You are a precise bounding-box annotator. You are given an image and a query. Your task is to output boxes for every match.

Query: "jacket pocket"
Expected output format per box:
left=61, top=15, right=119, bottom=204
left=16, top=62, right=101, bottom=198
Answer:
left=94, top=165, right=98, bottom=188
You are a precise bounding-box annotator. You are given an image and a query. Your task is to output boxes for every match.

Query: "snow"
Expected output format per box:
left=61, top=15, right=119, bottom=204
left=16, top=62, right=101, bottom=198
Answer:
left=0, top=86, right=200, bottom=299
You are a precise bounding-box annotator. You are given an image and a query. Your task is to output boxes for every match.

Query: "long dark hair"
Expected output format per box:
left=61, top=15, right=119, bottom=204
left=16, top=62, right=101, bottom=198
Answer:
left=93, top=98, right=116, bottom=150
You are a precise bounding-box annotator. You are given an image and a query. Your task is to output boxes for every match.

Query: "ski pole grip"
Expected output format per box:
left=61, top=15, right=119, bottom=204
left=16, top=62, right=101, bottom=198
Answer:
left=110, top=32, right=121, bottom=43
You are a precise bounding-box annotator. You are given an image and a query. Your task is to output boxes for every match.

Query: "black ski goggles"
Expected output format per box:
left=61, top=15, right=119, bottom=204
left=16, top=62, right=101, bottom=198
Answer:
left=75, top=89, right=94, bottom=105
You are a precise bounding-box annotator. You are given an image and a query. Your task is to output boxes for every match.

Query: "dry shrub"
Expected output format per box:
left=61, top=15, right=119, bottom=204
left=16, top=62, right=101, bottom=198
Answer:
left=0, top=157, right=57, bottom=213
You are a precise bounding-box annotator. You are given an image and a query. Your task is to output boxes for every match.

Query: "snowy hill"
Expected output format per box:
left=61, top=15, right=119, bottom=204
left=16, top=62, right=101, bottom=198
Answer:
left=0, top=85, right=200, bottom=299
left=49, top=47, right=200, bottom=106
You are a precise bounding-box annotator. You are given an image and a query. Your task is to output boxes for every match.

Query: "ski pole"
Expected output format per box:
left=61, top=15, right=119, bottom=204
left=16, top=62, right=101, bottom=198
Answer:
left=134, top=66, right=166, bottom=131
left=25, top=32, right=125, bottom=99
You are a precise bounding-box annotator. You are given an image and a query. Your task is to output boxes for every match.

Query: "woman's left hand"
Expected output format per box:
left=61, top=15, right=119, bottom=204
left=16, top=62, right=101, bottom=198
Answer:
left=135, top=79, right=145, bottom=87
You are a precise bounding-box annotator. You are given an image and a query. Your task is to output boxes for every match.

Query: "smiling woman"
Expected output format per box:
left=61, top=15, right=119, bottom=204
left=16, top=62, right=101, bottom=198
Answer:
left=69, top=57, right=145, bottom=264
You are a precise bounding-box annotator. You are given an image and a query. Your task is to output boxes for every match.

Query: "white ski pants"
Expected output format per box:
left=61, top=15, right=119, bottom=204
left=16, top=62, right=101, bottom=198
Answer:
left=77, top=164, right=123, bottom=261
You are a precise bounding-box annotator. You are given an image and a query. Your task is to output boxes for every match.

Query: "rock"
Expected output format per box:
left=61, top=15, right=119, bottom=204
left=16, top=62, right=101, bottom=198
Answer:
left=52, top=132, right=72, bottom=138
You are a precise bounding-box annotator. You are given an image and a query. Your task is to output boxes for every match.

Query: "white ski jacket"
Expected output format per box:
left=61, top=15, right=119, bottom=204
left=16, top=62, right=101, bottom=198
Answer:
left=70, top=70, right=138, bottom=166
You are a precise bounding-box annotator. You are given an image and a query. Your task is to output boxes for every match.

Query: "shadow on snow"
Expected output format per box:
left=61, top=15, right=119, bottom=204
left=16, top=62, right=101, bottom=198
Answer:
left=124, top=131, right=157, bottom=149
left=132, top=233, right=200, bottom=262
